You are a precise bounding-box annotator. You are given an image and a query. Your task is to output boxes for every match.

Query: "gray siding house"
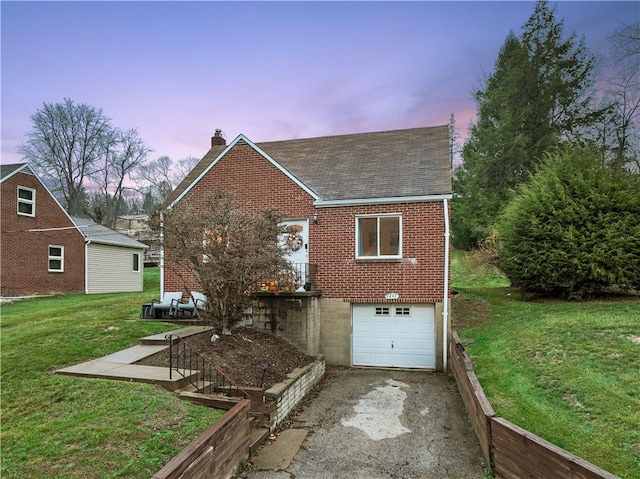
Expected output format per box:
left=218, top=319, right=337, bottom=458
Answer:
left=72, top=217, right=148, bottom=294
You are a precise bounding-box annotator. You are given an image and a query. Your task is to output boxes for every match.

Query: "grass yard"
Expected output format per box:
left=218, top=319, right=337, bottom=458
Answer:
left=451, top=250, right=640, bottom=479
left=0, top=268, right=225, bottom=479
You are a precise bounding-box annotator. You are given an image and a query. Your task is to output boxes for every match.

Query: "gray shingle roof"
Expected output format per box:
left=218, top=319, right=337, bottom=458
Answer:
left=0, top=163, right=30, bottom=182
left=165, top=125, right=452, bottom=207
left=71, top=216, right=148, bottom=249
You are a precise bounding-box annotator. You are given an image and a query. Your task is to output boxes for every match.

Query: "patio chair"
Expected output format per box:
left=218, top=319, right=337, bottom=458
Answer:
left=144, top=292, right=183, bottom=318
left=169, top=292, right=207, bottom=318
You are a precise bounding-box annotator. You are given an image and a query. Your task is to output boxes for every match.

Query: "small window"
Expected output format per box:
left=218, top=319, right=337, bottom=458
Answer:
left=48, top=245, right=64, bottom=272
left=395, top=307, right=411, bottom=316
left=356, top=214, right=401, bottom=259
left=375, top=307, right=390, bottom=316
left=17, top=186, right=35, bottom=216
left=133, top=253, right=140, bottom=272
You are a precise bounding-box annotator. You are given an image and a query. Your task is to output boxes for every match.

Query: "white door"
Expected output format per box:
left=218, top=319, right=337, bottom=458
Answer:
left=280, top=219, right=309, bottom=289
left=352, top=304, right=435, bottom=369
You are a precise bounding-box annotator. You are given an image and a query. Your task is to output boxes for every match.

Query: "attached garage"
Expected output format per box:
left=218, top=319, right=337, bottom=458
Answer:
left=352, top=303, right=436, bottom=369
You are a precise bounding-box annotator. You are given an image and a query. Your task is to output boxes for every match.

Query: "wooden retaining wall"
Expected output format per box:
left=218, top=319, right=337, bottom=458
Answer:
left=449, top=332, right=620, bottom=479
left=151, top=399, right=250, bottom=479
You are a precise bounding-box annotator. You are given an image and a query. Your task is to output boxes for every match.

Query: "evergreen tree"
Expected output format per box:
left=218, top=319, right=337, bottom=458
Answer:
left=452, top=0, right=603, bottom=248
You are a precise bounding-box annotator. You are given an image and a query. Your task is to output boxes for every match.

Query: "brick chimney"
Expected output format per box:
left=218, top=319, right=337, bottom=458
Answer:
left=211, top=129, right=226, bottom=147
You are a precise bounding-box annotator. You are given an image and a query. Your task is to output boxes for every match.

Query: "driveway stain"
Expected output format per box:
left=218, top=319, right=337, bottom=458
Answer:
left=341, top=379, right=411, bottom=440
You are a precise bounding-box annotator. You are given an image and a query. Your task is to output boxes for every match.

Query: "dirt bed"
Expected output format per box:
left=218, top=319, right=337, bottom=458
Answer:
left=137, top=326, right=315, bottom=389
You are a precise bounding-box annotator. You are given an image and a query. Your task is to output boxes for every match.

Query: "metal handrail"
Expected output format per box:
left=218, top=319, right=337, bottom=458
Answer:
left=165, top=334, right=251, bottom=399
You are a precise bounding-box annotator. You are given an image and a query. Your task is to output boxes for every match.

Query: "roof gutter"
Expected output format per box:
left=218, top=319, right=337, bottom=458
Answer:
left=315, top=193, right=452, bottom=208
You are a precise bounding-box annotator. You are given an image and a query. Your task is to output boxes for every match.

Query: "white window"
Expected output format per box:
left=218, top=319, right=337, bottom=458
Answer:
left=17, top=186, right=35, bottom=216
left=133, top=253, right=141, bottom=272
left=356, top=214, right=402, bottom=259
left=48, top=245, right=64, bottom=272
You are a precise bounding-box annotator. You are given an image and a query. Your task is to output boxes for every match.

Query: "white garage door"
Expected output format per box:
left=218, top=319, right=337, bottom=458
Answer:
left=352, top=304, right=435, bottom=369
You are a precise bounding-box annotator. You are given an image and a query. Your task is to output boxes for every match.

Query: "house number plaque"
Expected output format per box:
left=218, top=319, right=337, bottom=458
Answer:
left=385, top=293, right=400, bottom=300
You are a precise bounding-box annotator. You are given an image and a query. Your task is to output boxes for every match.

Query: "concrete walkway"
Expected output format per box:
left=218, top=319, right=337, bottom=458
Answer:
left=56, top=325, right=213, bottom=390
left=246, top=367, right=485, bottom=479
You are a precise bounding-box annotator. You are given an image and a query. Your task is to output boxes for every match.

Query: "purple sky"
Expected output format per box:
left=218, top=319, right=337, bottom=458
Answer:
left=1, top=1, right=637, bottom=166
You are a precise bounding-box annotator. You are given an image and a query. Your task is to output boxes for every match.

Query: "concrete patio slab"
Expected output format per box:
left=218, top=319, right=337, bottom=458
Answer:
left=251, top=429, right=309, bottom=470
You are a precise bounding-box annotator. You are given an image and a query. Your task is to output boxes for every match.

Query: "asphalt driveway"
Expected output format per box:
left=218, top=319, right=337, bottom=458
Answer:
left=246, top=367, right=485, bottom=479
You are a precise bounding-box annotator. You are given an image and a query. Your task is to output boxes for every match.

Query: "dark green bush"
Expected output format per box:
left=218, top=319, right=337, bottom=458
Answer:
left=498, top=147, right=640, bottom=298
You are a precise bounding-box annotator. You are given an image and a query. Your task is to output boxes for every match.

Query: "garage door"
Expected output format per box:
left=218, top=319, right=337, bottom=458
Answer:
left=352, top=304, right=435, bottom=369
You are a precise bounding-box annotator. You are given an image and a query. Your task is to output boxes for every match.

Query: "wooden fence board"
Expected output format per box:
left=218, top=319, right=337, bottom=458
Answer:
left=492, top=417, right=620, bottom=479
left=152, top=399, right=250, bottom=479
left=449, top=331, right=494, bottom=465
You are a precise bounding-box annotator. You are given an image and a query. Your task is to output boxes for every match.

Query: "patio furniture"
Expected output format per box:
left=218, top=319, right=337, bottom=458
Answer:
left=141, top=292, right=183, bottom=319
left=169, top=292, right=207, bottom=318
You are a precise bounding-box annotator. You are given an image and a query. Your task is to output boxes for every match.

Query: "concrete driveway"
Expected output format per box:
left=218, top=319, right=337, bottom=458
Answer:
left=245, top=367, right=486, bottom=479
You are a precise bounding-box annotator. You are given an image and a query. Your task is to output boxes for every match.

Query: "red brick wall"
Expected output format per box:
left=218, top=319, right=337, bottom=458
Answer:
left=164, top=144, right=448, bottom=303
left=1, top=172, right=85, bottom=296
left=311, top=202, right=447, bottom=303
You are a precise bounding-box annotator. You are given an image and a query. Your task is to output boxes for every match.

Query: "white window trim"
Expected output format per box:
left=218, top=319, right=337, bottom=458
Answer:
left=48, top=245, right=64, bottom=272
left=17, top=186, right=36, bottom=217
left=133, top=252, right=141, bottom=272
left=355, top=213, right=402, bottom=259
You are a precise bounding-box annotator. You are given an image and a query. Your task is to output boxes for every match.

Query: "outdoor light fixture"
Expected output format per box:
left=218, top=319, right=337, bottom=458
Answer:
left=313, top=211, right=319, bottom=225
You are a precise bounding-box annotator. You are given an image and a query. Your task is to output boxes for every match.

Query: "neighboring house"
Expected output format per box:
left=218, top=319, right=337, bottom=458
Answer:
left=73, top=217, right=147, bottom=294
left=1, top=163, right=86, bottom=296
left=163, top=126, right=452, bottom=371
left=115, top=214, right=150, bottom=236
left=1, top=163, right=147, bottom=296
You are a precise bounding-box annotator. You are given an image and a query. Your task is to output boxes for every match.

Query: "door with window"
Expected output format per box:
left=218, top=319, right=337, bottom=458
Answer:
left=279, top=219, right=309, bottom=290
left=352, top=303, right=435, bottom=369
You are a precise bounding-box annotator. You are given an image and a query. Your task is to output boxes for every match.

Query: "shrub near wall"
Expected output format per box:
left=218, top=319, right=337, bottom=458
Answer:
left=449, top=332, right=619, bottom=479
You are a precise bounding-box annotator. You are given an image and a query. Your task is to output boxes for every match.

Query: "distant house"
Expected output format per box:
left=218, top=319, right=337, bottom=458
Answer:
left=162, top=126, right=452, bottom=370
left=73, top=217, right=147, bottom=294
left=1, top=163, right=147, bottom=297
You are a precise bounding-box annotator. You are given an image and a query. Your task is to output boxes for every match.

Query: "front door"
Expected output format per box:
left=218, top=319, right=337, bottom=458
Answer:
left=280, top=219, right=309, bottom=290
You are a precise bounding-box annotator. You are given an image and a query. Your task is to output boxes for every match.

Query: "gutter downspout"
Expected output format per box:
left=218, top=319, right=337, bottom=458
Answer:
left=442, top=198, right=450, bottom=371
left=159, top=211, right=165, bottom=299
left=84, top=240, right=90, bottom=294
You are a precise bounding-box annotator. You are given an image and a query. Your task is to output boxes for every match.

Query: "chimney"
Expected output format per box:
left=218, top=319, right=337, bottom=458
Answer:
left=211, top=129, right=226, bottom=147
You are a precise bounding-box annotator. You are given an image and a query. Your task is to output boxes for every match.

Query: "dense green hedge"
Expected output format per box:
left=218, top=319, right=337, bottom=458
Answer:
left=498, top=147, right=640, bottom=298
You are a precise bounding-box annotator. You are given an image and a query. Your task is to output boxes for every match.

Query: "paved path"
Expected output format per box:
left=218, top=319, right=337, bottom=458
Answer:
left=246, top=367, right=485, bottom=479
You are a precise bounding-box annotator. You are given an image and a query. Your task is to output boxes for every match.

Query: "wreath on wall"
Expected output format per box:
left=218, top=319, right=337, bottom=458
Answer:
left=286, top=233, right=303, bottom=251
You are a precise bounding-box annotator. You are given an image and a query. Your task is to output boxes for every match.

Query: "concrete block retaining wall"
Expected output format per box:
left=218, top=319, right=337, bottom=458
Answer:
left=265, top=356, right=325, bottom=428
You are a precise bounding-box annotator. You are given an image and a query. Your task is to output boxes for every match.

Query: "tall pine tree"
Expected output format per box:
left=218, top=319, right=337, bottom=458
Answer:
left=452, top=0, right=603, bottom=249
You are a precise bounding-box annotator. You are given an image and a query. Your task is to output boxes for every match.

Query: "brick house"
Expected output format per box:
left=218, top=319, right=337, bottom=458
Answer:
left=1, top=164, right=147, bottom=297
left=1, top=163, right=85, bottom=296
left=162, top=126, right=453, bottom=370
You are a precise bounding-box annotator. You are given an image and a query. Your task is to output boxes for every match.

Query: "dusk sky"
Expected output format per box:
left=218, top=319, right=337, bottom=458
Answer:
left=2, top=1, right=638, bottom=166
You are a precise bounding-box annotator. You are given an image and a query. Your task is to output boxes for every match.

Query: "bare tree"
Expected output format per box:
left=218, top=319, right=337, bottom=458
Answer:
left=88, top=128, right=152, bottom=227
left=135, top=155, right=200, bottom=208
left=18, top=98, right=112, bottom=215
left=160, top=191, right=293, bottom=334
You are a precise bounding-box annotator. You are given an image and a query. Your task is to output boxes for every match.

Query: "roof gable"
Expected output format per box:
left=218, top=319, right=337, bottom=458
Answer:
left=1, top=163, right=32, bottom=183
left=165, top=125, right=452, bottom=208
left=167, top=134, right=319, bottom=208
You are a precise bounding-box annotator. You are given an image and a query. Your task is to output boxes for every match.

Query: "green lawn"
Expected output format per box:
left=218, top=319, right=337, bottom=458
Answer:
left=451, top=250, right=640, bottom=479
left=0, top=268, right=225, bottom=479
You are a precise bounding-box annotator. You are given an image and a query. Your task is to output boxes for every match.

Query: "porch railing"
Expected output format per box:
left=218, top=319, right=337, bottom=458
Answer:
left=165, top=334, right=250, bottom=398
left=257, top=263, right=318, bottom=292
